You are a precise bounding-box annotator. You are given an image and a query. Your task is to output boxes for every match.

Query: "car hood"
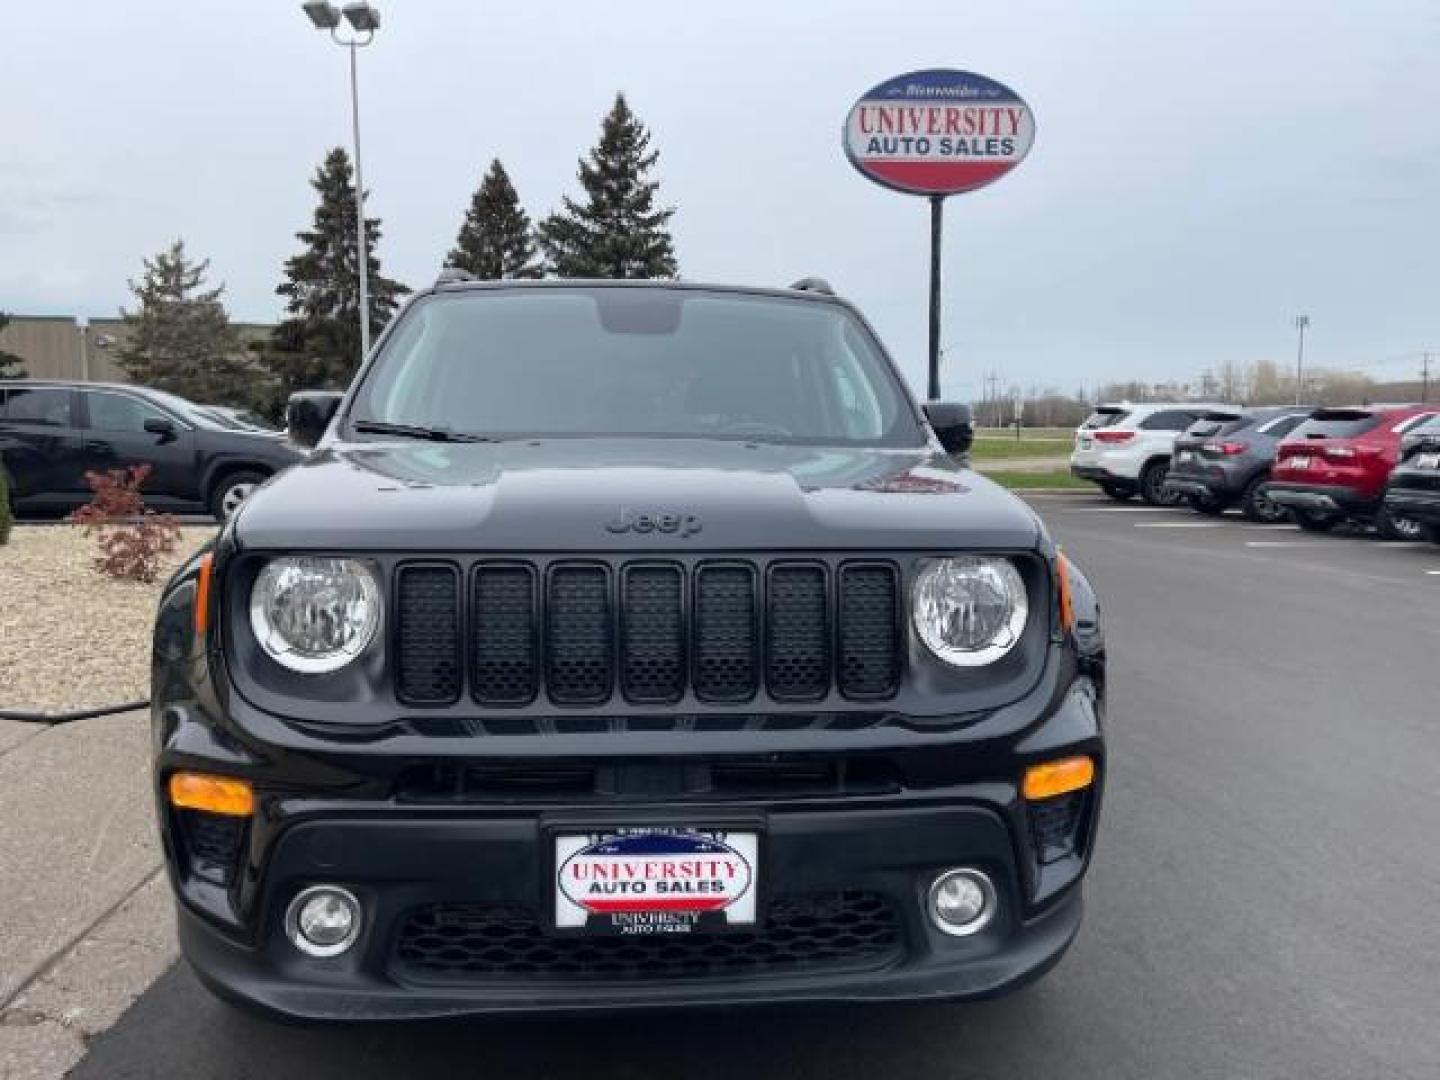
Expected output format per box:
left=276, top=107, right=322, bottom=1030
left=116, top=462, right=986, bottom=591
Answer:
left=233, top=438, right=1042, bottom=552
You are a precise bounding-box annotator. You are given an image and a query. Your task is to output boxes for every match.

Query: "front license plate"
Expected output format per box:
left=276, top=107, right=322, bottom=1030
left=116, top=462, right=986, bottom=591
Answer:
left=1417, top=452, right=1440, bottom=469
left=1289, top=456, right=1311, bottom=470
left=1177, top=451, right=1195, bottom=464
left=555, top=828, right=759, bottom=935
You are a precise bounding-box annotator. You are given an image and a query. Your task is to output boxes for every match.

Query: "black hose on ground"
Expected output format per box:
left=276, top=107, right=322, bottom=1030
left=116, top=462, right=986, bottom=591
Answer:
left=0, top=700, right=150, bottom=725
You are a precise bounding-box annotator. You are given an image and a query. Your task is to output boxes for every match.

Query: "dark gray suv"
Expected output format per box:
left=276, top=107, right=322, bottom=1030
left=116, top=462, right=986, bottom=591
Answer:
left=1162, top=406, right=1312, bottom=520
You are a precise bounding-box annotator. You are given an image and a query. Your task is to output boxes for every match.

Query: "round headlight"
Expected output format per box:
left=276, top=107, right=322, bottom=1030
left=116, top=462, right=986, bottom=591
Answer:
left=912, top=556, right=1028, bottom=667
left=250, top=557, right=381, bottom=674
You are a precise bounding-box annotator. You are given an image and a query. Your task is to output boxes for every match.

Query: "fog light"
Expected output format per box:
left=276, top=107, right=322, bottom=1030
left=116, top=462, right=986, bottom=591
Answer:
left=285, top=885, right=362, bottom=957
left=928, top=868, right=996, bottom=937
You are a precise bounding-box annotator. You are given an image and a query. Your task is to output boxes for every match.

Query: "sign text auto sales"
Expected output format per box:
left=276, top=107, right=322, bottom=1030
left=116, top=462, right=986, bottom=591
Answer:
left=851, top=103, right=1027, bottom=159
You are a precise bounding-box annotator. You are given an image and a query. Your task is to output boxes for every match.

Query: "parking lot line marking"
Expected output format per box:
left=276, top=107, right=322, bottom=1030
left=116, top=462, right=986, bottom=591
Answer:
left=1374, top=541, right=1432, bottom=549
left=1428, top=570, right=1440, bottom=576
left=1240, top=524, right=1299, bottom=531
left=1245, top=540, right=1341, bottom=547
left=1133, top=522, right=1225, bottom=528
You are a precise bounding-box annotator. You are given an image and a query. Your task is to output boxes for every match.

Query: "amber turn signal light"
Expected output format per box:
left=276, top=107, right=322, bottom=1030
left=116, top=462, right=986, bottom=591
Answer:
left=1055, top=552, right=1075, bottom=634
left=194, top=553, right=214, bottom=637
left=1022, top=756, right=1095, bottom=801
left=168, top=771, right=254, bottom=817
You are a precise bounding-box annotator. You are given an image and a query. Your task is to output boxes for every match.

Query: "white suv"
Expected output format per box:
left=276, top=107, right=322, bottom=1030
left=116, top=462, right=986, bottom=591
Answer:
left=1070, top=402, right=1228, bottom=504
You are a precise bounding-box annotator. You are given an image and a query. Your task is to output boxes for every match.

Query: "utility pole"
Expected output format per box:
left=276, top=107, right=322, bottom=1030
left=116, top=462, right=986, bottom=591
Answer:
left=1422, top=351, right=1433, bottom=404
left=1294, top=314, right=1310, bottom=406
left=303, top=2, right=382, bottom=365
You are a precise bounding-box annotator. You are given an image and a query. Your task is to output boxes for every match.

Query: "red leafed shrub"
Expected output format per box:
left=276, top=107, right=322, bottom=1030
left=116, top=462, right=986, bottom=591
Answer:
left=69, top=465, right=181, bottom=582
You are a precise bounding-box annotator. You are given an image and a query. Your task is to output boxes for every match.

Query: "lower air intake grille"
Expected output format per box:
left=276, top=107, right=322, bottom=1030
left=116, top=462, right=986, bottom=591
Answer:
left=178, top=809, right=245, bottom=887
left=395, top=565, right=461, bottom=705
left=392, top=891, right=900, bottom=982
left=1031, top=791, right=1088, bottom=864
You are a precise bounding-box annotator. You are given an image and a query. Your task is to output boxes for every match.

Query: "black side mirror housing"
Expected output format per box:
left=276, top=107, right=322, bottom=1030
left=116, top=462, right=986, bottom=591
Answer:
left=143, top=416, right=177, bottom=441
left=923, top=401, right=974, bottom=456
left=286, top=391, right=344, bottom=450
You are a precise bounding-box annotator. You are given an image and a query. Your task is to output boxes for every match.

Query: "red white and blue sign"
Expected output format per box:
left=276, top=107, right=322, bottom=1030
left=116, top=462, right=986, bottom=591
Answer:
left=555, top=828, right=758, bottom=934
left=844, top=69, right=1035, bottom=196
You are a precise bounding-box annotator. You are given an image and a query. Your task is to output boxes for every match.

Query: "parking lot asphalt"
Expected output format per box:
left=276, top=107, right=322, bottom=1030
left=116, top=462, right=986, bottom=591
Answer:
left=66, top=494, right=1440, bottom=1080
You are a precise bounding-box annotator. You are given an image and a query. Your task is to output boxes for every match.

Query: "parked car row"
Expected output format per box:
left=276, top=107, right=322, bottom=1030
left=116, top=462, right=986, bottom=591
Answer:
left=0, top=379, right=302, bottom=520
left=1070, top=399, right=1440, bottom=543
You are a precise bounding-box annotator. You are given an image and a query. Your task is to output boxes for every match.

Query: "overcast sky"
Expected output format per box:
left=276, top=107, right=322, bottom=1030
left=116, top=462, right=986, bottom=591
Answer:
left=3, top=0, right=1437, bottom=398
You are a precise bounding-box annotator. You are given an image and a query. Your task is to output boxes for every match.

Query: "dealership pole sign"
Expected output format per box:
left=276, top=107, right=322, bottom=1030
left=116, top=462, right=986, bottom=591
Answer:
left=844, top=70, right=1035, bottom=400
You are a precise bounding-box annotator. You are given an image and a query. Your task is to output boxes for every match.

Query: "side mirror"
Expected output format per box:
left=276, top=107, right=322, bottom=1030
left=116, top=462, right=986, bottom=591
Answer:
left=923, top=401, right=974, bottom=456
left=286, top=391, right=343, bottom=450
left=143, top=417, right=177, bottom=441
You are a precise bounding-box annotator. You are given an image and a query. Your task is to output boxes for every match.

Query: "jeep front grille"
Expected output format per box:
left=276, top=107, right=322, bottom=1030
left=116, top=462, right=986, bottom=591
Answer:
left=393, top=557, right=902, bottom=709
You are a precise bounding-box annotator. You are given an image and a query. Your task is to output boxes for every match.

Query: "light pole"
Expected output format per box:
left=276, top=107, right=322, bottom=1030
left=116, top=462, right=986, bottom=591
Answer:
left=302, top=2, right=381, bottom=364
left=1294, top=314, right=1310, bottom=406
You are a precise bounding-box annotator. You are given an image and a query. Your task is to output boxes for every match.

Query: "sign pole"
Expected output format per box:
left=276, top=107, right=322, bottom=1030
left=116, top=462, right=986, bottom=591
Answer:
left=927, top=194, right=945, bottom=401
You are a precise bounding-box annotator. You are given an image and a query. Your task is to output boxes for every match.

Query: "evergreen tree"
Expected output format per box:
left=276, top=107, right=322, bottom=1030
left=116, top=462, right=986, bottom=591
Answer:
left=115, top=241, right=256, bottom=403
left=448, top=160, right=541, bottom=280
left=538, top=95, right=678, bottom=279
left=266, top=148, right=408, bottom=396
left=0, top=313, right=28, bottom=378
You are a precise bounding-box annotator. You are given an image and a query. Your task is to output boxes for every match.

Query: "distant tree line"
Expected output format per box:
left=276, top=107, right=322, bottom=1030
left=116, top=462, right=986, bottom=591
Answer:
left=113, top=95, right=676, bottom=416
left=975, top=358, right=1421, bottom=431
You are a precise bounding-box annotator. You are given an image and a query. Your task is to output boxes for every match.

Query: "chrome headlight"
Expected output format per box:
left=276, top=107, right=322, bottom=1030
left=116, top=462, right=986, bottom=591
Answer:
left=912, top=556, right=1029, bottom=667
left=249, top=557, right=381, bottom=674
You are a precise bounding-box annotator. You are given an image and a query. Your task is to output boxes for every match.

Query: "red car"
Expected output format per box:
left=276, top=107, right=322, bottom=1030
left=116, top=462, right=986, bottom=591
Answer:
left=1263, top=405, right=1440, bottom=538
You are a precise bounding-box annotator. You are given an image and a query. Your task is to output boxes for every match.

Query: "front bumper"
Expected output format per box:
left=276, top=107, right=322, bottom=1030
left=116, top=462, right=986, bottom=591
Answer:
left=156, top=663, right=1104, bottom=1021
left=176, top=803, right=1087, bottom=1021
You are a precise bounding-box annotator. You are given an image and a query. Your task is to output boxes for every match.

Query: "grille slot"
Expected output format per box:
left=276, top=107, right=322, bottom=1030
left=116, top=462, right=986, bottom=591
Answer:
left=395, top=564, right=462, bottom=705
left=692, top=564, right=758, bottom=702
left=837, top=564, right=901, bottom=699
left=546, top=565, right=613, bottom=703
left=471, top=566, right=538, bottom=705
left=621, top=565, right=685, bottom=703
left=393, top=891, right=900, bottom=982
left=766, top=564, right=829, bottom=701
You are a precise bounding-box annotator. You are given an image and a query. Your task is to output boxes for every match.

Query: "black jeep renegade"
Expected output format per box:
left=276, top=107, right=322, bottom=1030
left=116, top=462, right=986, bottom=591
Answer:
left=151, top=278, right=1106, bottom=1021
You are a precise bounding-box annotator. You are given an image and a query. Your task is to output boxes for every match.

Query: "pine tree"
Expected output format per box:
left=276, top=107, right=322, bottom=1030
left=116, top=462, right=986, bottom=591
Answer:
left=0, top=313, right=28, bottom=378
left=538, top=95, right=678, bottom=279
left=448, top=160, right=541, bottom=280
left=115, top=241, right=257, bottom=404
left=266, top=148, right=408, bottom=396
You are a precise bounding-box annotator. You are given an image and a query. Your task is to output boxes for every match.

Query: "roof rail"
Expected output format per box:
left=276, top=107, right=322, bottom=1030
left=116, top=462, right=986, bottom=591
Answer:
left=788, top=276, right=835, bottom=295
left=435, top=267, right=476, bottom=286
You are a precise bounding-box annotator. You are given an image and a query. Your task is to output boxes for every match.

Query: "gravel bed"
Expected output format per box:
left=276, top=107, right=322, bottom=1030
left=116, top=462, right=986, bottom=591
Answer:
left=0, top=526, right=215, bottom=712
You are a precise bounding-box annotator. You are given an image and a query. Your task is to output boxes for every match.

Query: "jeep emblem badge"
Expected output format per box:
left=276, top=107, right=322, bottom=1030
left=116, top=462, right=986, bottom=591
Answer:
left=605, top=508, right=702, bottom=538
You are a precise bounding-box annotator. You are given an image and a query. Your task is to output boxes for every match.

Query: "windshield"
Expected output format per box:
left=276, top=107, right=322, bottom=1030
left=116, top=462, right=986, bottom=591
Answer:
left=350, top=288, right=924, bottom=447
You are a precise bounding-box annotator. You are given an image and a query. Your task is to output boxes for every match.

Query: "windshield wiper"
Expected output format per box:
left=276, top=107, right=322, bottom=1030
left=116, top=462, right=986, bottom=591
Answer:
left=351, top=420, right=498, bottom=443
